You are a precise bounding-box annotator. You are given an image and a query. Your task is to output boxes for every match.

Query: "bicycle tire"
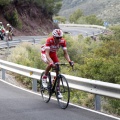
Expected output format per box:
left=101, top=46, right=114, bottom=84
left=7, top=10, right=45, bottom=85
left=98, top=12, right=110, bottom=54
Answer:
left=40, top=72, right=51, bottom=103
left=56, top=75, right=70, bottom=109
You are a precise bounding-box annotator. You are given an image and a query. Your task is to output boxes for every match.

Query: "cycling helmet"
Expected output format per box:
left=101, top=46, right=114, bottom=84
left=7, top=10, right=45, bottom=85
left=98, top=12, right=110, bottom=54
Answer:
left=7, top=24, right=10, bottom=26
left=52, top=29, right=63, bottom=37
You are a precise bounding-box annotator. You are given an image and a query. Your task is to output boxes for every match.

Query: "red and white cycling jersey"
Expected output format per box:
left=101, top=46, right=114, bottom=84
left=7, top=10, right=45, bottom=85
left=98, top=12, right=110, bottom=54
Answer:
left=41, top=37, right=67, bottom=53
left=41, top=37, right=67, bottom=63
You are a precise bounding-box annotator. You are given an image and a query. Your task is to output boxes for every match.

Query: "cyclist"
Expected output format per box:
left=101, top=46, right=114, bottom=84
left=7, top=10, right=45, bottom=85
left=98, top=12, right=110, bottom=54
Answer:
left=0, top=22, right=4, bottom=30
left=0, top=22, right=5, bottom=35
left=6, top=24, right=13, bottom=41
left=41, top=29, right=74, bottom=98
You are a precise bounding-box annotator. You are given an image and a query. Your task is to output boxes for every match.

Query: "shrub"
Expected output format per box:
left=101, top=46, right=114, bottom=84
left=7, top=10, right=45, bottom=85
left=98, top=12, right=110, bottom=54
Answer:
left=0, top=0, right=11, bottom=6
left=7, top=42, right=45, bottom=88
left=4, top=9, right=22, bottom=29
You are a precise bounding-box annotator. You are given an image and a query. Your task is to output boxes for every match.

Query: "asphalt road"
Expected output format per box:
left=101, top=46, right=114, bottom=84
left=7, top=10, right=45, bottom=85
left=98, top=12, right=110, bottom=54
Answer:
left=0, top=25, right=104, bottom=43
left=60, top=26, right=104, bottom=36
left=0, top=80, right=118, bottom=120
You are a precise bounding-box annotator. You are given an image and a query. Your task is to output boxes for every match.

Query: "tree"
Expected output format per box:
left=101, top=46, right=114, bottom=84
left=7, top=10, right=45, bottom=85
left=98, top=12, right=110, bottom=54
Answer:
left=0, top=0, right=11, bottom=6
left=12, top=0, right=62, bottom=16
left=33, top=0, right=62, bottom=15
left=69, top=9, right=83, bottom=23
left=110, top=25, right=120, bottom=41
left=85, top=15, right=103, bottom=25
left=53, top=16, right=66, bottom=23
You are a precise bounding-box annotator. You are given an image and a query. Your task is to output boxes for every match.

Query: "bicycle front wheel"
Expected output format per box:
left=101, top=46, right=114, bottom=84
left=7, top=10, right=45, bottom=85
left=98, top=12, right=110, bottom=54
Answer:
left=40, top=72, right=51, bottom=103
left=56, top=75, right=70, bottom=109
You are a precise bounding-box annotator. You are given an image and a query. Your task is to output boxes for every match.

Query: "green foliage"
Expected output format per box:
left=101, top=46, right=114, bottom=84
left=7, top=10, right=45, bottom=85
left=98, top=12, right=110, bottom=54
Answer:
left=110, top=25, right=120, bottom=41
left=7, top=42, right=45, bottom=88
left=102, top=98, right=120, bottom=116
left=7, top=42, right=45, bottom=69
left=79, top=57, right=120, bottom=83
left=99, top=26, right=120, bottom=42
left=94, top=41, right=120, bottom=58
left=53, top=1, right=62, bottom=15
left=69, top=9, right=83, bottom=23
left=69, top=9, right=103, bottom=25
left=109, top=99, right=120, bottom=115
left=0, top=0, right=11, bottom=6
left=2, top=0, right=62, bottom=26
left=76, top=16, right=87, bottom=24
left=53, top=16, right=66, bottom=23
left=85, top=15, right=103, bottom=25
left=4, top=9, right=22, bottom=29
left=34, top=0, right=62, bottom=15
left=70, top=89, right=94, bottom=109
left=99, top=34, right=113, bottom=41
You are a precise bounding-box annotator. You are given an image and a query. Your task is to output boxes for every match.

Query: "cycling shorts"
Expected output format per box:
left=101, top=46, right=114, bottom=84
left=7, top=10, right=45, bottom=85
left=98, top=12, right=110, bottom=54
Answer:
left=41, top=52, right=59, bottom=63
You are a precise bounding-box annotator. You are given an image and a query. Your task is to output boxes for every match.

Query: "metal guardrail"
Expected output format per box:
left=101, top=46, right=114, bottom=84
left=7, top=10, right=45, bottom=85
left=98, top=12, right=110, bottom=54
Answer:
left=0, top=38, right=41, bottom=49
left=59, top=24, right=106, bottom=29
left=0, top=59, right=120, bottom=111
left=59, top=24, right=106, bottom=37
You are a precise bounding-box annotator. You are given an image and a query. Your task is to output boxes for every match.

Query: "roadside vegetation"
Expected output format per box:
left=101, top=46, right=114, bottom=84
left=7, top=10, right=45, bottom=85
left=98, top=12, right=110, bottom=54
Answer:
left=54, top=9, right=103, bottom=25
left=7, top=25, right=120, bottom=116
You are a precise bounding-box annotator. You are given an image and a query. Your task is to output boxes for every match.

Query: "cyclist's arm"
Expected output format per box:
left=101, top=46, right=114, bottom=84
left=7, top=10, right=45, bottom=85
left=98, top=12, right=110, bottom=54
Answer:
left=63, top=49, right=71, bottom=62
left=45, top=49, right=54, bottom=64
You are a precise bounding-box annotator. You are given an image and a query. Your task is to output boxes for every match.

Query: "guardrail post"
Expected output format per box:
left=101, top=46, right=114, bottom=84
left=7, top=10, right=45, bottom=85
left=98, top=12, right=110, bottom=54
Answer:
left=19, top=39, right=22, bottom=43
left=95, top=94, right=101, bottom=111
left=33, top=38, right=35, bottom=43
left=6, top=41, right=10, bottom=55
left=6, top=41, right=9, bottom=46
left=6, top=41, right=10, bottom=47
left=86, top=32, right=88, bottom=36
left=1, top=68, right=6, bottom=80
left=32, top=79, right=37, bottom=92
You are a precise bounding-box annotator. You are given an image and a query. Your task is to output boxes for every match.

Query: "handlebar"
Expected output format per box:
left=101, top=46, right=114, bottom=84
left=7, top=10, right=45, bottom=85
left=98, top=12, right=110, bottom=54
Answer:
left=53, top=63, right=74, bottom=71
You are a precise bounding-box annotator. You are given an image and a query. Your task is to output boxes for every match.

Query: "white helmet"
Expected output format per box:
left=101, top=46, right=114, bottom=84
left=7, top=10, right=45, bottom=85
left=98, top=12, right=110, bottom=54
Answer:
left=7, top=24, right=10, bottom=26
left=52, top=29, right=63, bottom=37
left=0, top=22, right=2, bottom=24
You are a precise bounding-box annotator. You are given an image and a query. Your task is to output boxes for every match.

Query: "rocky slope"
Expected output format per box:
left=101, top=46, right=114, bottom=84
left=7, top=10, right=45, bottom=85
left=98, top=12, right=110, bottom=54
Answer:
left=59, top=0, right=120, bottom=24
left=0, top=2, right=58, bottom=36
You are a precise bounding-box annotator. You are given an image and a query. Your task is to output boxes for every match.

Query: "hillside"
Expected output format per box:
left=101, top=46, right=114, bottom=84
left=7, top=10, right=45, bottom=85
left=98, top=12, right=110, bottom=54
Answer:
left=59, top=0, right=120, bottom=24
left=0, top=1, right=58, bottom=36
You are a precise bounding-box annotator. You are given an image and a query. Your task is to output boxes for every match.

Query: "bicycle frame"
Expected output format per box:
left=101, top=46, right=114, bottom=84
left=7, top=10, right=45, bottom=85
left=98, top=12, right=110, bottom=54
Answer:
left=50, top=73, right=61, bottom=95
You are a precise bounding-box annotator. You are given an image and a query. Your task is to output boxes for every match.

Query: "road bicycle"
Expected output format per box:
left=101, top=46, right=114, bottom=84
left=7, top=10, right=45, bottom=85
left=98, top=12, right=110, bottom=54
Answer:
left=40, top=63, right=72, bottom=109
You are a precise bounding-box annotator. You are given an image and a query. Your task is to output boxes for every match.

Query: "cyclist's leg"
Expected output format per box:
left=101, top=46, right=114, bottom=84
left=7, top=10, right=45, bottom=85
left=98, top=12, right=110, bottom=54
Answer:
left=51, top=54, right=63, bottom=99
left=41, top=53, right=51, bottom=75
left=5, top=31, right=8, bottom=41
left=41, top=53, right=52, bottom=87
left=40, top=72, right=51, bottom=103
left=9, top=32, right=13, bottom=40
left=8, top=33, right=11, bottom=41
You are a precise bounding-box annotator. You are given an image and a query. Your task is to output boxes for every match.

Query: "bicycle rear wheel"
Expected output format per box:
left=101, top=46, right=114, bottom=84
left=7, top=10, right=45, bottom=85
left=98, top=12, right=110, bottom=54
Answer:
left=40, top=72, right=51, bottom=103
left=56, top=75, right=70, bottom=109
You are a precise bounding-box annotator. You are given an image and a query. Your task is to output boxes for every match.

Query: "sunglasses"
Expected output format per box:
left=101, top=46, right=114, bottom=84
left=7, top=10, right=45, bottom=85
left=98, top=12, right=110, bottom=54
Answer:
left=55, top=37, right=62, bottom=39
